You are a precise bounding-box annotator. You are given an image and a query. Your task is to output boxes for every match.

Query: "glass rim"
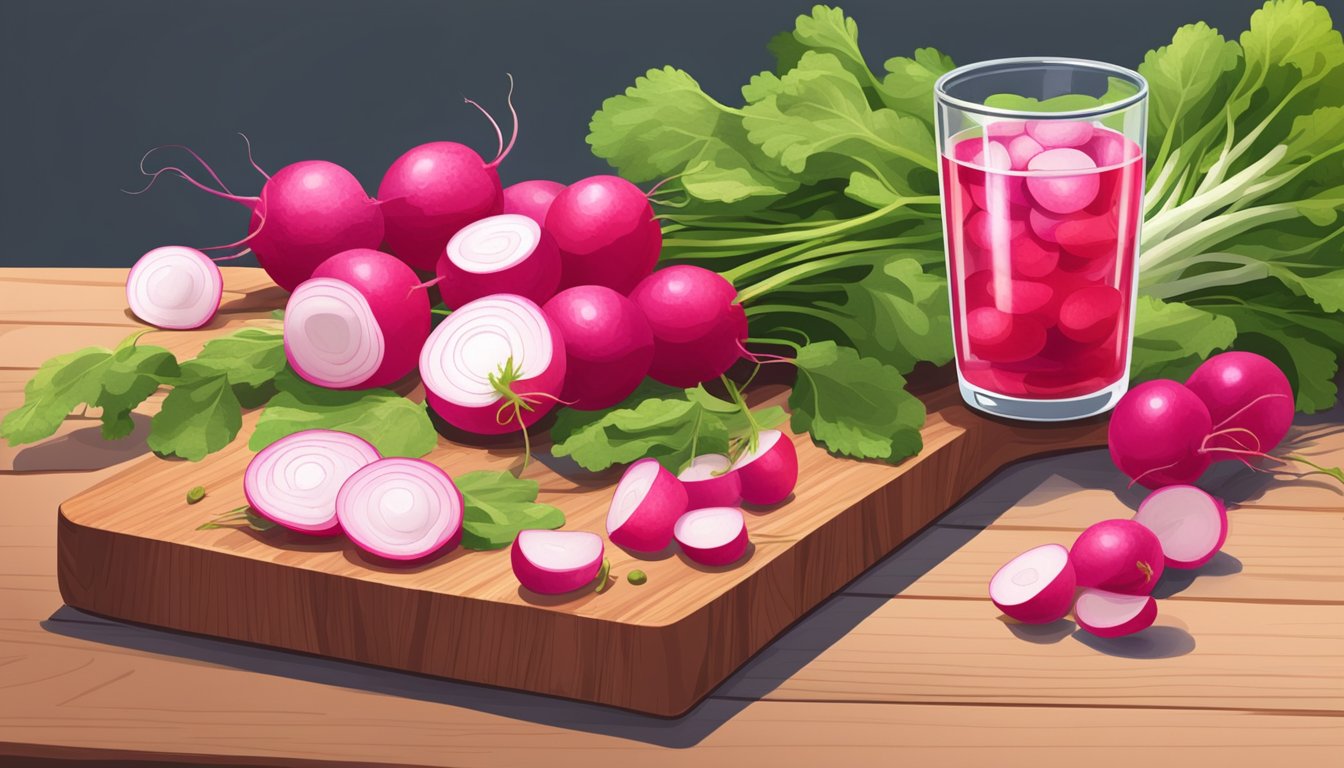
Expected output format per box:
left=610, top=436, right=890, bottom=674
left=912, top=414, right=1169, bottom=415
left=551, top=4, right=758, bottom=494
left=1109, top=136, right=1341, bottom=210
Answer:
left=935, top=56, right=1148, bottom=120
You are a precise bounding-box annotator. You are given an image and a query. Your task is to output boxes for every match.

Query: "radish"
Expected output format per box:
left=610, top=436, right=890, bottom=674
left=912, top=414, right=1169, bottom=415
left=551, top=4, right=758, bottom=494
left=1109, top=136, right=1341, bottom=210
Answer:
left=244, top=429, right=381, bottom=535
left=629, top=265, right=747, bottom=387
left=284, top=249, right=430, bottom=389
left=419, top=294, right=566, bottom=435
left=1057, top=286, right=1122, bottom=344
left=511, top=529, right=605, bottom=595
left=1070, top=519, right=1165, bottom=596
left=1108, top=379, right=1213, bottom=489
left=545, top=175, right=662, bottom=294
left=678, top=454, right=742, bottom=509
left=502, top=180, right=565, bottom=224
left=674, top=506, right=749, bottom=566
left=436, top=214, right=561, bottom=309
left=542, top=285, right=654, bottom=410
left=1026, top=120, right=1095, bottom=148
left=988, top=543, right=1077, bottom=624
left=1026, top=148, right=1100, bottom=214
left=606, top=458, right=688, bottom=552
left=1133, top=485, right=1229, bottom=569
left=1074, top=588, right=1158, bottom=638
left=335, top=457, right=464, bottom=561
left=125, top=246, right=223, bottom=329
left=1184, top=351, right=1294, bottom=462
left=731, top=429, right=798, bottom=506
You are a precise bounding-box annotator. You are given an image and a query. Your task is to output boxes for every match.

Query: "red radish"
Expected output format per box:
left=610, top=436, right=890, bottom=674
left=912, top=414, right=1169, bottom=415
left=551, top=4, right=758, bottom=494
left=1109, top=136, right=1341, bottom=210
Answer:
left=1070, top=519, right=1165, bottom=595
left=1006, top=134, right=1044, bottom=170
left=284, top=249, right=430, bottom=389
left=988, top=543, right=1077, bottom=624
left=436, top=214, right=560, bottom=309
left=1026, top=120, right=1095, bottom=148
left=965, top=209, right=1027, bottom=251
left=419, top=294, right=566, bottom=435
left=1108, top=379, right=1213, bottom=489
left=1055, top=212, right=1119, bottom=260
left=335, top=458, right=464, bottom=561
left=988, top=277, right=1053, bottom=315
left=732, top=430, right=798, bottom=506
left=542, top=285, right=653, bottom=410
left=678, top=454, right=742, bottom=510
left=503, top=180, right=565, bottom=224
left=1009, top=235, right=1060, bottom=279
left=1184, top=351, right=1294, bottom=461
left=545, top=175, right=662, bottom=293
left=1133, top=485, right=1229, bottom=569
left=966, top=307, right=1047, bottom=363
left=511, top=529, right=605, bottom=595
left=244, top=429, right=381, bottom=535
left=674, top=506, right=749, bottom=566
left=1027, top=148, right=1099, bottom=214
left=1028, top=207, right=1070, bottom=243
left=606, top=458, right=688, bottom=552
left=629, top=265, right=747, bottom=388
left=1074, top=588, right=1157, bottom=638
left=125, top=246, right=223, bottom=329
left=1057, top=286, right=1122, bottom=344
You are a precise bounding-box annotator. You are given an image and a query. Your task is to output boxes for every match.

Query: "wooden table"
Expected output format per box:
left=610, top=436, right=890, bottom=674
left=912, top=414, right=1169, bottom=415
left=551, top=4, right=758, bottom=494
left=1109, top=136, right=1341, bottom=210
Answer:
left=1, top=268, right=1341, bottom=767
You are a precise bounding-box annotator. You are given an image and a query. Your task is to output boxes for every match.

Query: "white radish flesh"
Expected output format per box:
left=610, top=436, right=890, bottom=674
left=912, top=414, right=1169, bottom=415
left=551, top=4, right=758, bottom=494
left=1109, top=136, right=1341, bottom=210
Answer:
left=438, top=214, right=561, bottom=308
left=1133, top=485, right=1229, bottom=569
left=606, top=458, right=687, bottom=553
left=1073, top=588, right=1157, bottom=638
left=674, top=506, right=749, bottom=566
left=285, top=278, right=386, bottom=388
left=731, top=430, right=798, bottom=506
left=678, top=454, right=742, bottom=510
left=511, top=529, right=605, bottom=595
left=335, top=458, right=463, bottom=561
left=244, top=429, right=381, bottom=535
left=125, top=246, right=223, bottom=330
left=988, top=543, right=1076, bottom=624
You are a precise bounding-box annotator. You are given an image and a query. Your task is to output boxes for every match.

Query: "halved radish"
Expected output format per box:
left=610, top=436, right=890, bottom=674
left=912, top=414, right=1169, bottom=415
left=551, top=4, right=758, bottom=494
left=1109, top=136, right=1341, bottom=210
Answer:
left=436, top=214, right=561, bottom=309
left=732, top=430, right=798, bottom=506
left=244, top=429, right=381, bottom=535
left=1133, top=485, right=1229, bottom=569
left=678, top=454, right=742, bottom=510
left=511, top=529, right=605, bottom=594
left=125, top=246, right=223, bottom=330
left=335, top=457, right=464, bottom=561
left=606, top=458, right=687, bottom=552
left=988, top=543, right=1076, bottom=624
left=1074, top=588, right=1157, bottom=638
left=674, top=506, right=749, bottom=566
left=1070, top=519, right=1165, bottom=595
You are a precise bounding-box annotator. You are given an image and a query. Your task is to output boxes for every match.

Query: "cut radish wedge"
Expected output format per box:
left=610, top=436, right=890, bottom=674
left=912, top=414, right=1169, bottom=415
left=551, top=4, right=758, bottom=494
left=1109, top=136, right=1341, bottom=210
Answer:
left=1133, top=485, right=1229, bottom=569
left=606, top=458, right=687, bottom=552
left=335, top=458, right=463, bottom=561
left=732, top=430, right=798, bottom=506
left=437, top=214, right=561, bottom=309
left=988, top=543, right=1077, bottom=624
left=675, top=506, right=749, bottom=566
left=244, top=430, right=381, bottom=535
left=511, top=529, right=605, bottom=595
left=125, top=246, right=223, bottom=330
left=1074, top=588, right=1157, bottom=638
left=678, top=454, right=742, bottom=510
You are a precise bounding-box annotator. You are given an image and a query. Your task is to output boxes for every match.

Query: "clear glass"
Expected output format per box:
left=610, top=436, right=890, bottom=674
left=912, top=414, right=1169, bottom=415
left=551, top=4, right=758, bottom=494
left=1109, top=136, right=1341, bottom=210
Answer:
left=935, top=57, right=1147, bottom=422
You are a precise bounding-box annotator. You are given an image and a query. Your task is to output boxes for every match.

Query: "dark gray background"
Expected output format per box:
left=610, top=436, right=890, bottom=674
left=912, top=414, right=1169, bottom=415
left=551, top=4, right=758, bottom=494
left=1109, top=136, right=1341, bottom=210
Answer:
left=0, top=0, right=1286, bottom=267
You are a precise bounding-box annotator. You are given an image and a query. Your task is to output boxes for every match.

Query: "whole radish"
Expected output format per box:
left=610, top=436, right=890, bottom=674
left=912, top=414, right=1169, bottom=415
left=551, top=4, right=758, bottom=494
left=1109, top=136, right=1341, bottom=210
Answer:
left=630, top=265, right=747, bottom=388
left=503, top=180, right=565, bottom=224
left=1185, top=351, right=1294, bottom=461
left=546, top=175, right=662, bottom=294
left=1108, top=379, right=1212, bottom=489
left=542, top=285, right=654, bottom=410
left=1070, top=519, right=1164, bottom=596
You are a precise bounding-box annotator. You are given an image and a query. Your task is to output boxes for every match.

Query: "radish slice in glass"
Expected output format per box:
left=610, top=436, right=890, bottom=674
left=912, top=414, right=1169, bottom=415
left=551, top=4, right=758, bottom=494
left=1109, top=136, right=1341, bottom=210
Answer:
left=732, top=430, right=798, bottom=506
left=336, top=458, right=464, bottom=561
left=1133, top=485, right=1229, bottom=569
left=244, top=429, right=381, bottom=535
left=125, top=246, right=223, bottom=330
left=511, top=529, right=605, bottom=595
left=606, top=458, right=687, bottom=553
left=437, top=214, right=561, bottom=309
left=678, top=454, right=742, bottom=510
left=1074, top=588, right=1157, bottom=638
left=989, top=543, right=1076, bottom=624
left=674, top=506, right=749, bottom=566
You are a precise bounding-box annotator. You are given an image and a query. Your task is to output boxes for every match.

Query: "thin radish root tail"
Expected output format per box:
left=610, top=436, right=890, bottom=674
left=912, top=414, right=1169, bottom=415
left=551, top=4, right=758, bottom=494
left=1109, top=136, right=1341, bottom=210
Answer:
left=644, top=160, right=712, bottom=199
left=138, top=144, right=236, bottom=194
left=469, top=73, right=518, bottom=169
left=210, top=247, right=252, bottom=263
left=199, top=207, right=268, bottom=255
left=736, top=338, right=795, bottom=366
left=407, top=275, right=445, bottom=298
left=1203, top=445, right=1344, bottom=488
left=1210, top=392, right=1290, bottom=432
left=238, top=132, right=271, bottom=179
left=125, top=164, right=259, bottom=208
left=1125, top=459, right=1182, bottom=489
left=1201, top=426, right=1262, bottom=454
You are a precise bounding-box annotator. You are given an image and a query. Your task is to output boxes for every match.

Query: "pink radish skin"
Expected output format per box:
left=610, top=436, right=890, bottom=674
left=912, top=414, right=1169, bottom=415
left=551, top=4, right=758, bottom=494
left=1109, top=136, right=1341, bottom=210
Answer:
left=678, top=454, right=743, bottom=510
left=1070, top=519, right=1165, bottom=596
left=1074, top=588, right=1158, bottom=638
left=542, top=285, right=653, bottom=410
left=436, top=214, right=561, bottom=309
left=284, top=249, right=430, bottom=390
left=546, top=175, right=662, bottom=294
left=1134, top=485, right=1229, bottom=569
left=125, top=246, right=223, bottom=330
left=511, top=530, right=605, bottom=595
left=335, top=458, right=464, bottom=561
left=732, top=430, right=798, bottom=506
left=989, top=543, right=1077, bottom=624
left=606, top=459, right=688, bottom=553
left=674, top=507, right=749, bottom=567
left=378, top=142, right=504, bottom=272
left=630, top=266, right=747, bottom=388
left=502, top=180, right=565, bottom=224
left=1184, top=351, right=1295, bottom=462
left=1108, top=379, right=1213, bottom=489
left=244, top=430, right=381, bottom=535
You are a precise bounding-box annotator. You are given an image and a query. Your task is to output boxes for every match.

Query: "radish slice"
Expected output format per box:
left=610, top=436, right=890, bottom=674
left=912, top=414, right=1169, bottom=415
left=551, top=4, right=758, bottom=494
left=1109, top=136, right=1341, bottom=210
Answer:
left=335, top=458, right=464, bottom=561
left=244, top=429, right=381, bottom=535
left=989, top=543, right=1077, bottom=624
left=674, top=506, right=749, bottom=566
left=511, top=529, right=605, bottom=594
left=606, top=458, right=687, bottom=552
left=125, top=246, right=223, bottom=330
left=437, top=214, right=561, bottom=309
left=1074, top=588, right=1157, bottom=638
left=732, top=430, right=798, bottom=506
left=419, top=294, right=566, bottom=435
left=678, top=454, right=742, bottom=510
left=1133, top=485, right=1229, bottom=569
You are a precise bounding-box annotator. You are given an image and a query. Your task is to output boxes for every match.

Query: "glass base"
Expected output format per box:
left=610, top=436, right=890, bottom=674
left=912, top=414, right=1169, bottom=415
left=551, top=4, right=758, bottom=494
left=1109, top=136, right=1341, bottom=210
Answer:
left=957, top=376, right=1126, bottom=422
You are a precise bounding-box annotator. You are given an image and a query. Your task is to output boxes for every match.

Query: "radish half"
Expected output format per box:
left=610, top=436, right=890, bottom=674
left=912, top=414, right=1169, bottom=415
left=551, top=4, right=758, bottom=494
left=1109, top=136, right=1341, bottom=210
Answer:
left=1133, top=485, right=1229, bottom=569
left=419, top=294, right=566, bottom=435
left=511, top=529, right=605, bottom=594
left=678, top=454, right=742, bottom=510
left=732, top=430, right=798, bottom=506
left=437, top=214, right=561, bottom=309
left=244, top=429, right=381, bottom=535
left=674, top=507, right=749, bottom=566
left=125, top=246, right=223, bottom=330
left=606, top=458, right=688, bottom=553
left=989, top=543, right=1077, bottom=624
left=335, top=457, right=464, bottom=561
left=1074, top=588, right=1158, bottom=638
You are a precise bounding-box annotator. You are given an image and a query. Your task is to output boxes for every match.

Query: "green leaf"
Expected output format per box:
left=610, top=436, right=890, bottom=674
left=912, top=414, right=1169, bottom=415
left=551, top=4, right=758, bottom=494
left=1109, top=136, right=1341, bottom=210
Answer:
left=1138, top=21, right=1241, bottom=171
left=147, top=374, right=243, bottom=461
left=179, top=327, right=286, bottom=388
left=879, top=47, right=955, bottom=124
left=454, top=470, right=565, bottom=550
left=1130, top=296, right=1239, bottom=381
left=815, top=257, right=953, bottom=372
left=249, top=370, right=437, bottom=458
left=96, top=344, right=179, bottom=439
left=788, top=341, right=924, bottom=462
left=0, top=347, right=112, bottom=445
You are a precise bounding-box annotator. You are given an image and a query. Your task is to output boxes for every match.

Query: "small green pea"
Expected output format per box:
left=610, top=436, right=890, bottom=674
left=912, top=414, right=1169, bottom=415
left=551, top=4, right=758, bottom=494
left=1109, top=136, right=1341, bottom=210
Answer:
left=627, top=569, right=648, bottom=586
left=186, top=486, right=206, bottom=505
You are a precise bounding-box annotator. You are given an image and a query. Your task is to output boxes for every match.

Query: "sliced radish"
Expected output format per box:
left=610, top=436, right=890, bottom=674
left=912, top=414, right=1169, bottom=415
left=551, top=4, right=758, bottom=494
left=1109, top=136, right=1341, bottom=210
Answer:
left=437, top=214, right=561, bottom=309
left=1133, top=485, right=1229, bottom=569
left=125, top=246, right=223, bottom=330
left=678, top=454, right=742, bottom=510
left=1070, top=519, right=1165, bottom=596
left=244, top=429, right=381, bottom=535
left=1027, top=148, right=1100, bottom=214
left=1026, top=120, right=1095, bottom=148
left=511, top=529, right=605, bottom=595
left=732, top=430, right=798, bottom=506
left=606, top=458, right=687, bottom=552
left=1074, top=588, right=1157, bottom=638
left=335, top=457, right=464, bottom=561
left=674, top=507, right=749, bottom=566
left=988, top=543, right=1077, bottom=624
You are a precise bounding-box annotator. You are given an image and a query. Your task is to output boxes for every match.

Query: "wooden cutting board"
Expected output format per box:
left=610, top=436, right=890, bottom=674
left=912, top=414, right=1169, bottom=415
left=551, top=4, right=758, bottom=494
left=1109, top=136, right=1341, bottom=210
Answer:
left=55, top=383, right=1107, bottom=716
